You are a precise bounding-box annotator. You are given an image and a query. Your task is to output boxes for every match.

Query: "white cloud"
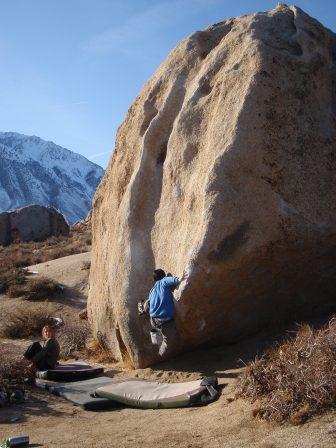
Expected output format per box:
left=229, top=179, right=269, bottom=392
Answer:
left=88, top=150, right=111, bottom=160
left=82, top=0, right=222, bottom=56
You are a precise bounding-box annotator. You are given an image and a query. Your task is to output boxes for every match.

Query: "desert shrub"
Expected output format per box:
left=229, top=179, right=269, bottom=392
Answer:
left=86, top=337, right=116, bottom=364
left=1, top=304, right=89, bottom=358
left=2, top=248, right=36, bottom=268
left=0, top=264, right=26, bottom=294
left=0, top=224, right=91, bottom=272
left=58, top=320, right=91, bottom=359
left=236, top=318, right=336, bottom=424
left=81, top=260, right=91, bottom=270
left=120, top=347, right=135, bottom=370
left=24, top=277, right=62, bottom=301
left=1, top=303, right=55, bottom=339
left=9, top=277, right=62, bottom=301
left=0, top=344, right=34, bottom=394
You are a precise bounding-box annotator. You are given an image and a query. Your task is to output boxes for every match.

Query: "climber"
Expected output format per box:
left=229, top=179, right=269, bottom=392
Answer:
left=144, top=269, right=188, bottom=356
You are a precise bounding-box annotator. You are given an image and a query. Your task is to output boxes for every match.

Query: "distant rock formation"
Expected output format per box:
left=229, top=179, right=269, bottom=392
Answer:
left=0, top=132, right=104, bottom=224
left=0, top=205, right=69, bottom=245
left=88, top=5, right=336, bottom=367
left=72, top=210, right=92, bottom=233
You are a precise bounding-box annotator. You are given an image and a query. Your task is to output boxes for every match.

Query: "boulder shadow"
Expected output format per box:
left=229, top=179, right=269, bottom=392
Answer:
left=43, top=286, right=87, bottom=309
left=149, top=313, right=334, bottom=380
left=0, top=389, right=66, bottom=424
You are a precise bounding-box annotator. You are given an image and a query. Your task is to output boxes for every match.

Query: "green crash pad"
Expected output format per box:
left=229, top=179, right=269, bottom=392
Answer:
left=95, top=377, right=219, bottom=409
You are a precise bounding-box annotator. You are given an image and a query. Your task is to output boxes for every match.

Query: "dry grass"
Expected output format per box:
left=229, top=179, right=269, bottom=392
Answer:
left=0, top=226, right=91, bottom=268
left=86, top=337, right=116, bottom=364
left=0, top=264, right=26, bottom=294
left=0, top=343, right=34, bottom=394
left=87, top=333, right=132, bottom=367
left=1, top=304, right=90, bottom=360
left=0, top=226, right=91, bottom=297
left=8, top=277, right=62, bottom=301
left=121, top=347, right=135, bottom=370
left=236, top=317, right=336, bottom=424
left=58, top=320, right=91, bottom=359
left=1, top=303, right=56, bottom=339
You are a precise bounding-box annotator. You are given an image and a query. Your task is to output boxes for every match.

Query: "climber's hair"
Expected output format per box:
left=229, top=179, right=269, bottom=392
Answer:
left=153, top=269, right=166, bottom=282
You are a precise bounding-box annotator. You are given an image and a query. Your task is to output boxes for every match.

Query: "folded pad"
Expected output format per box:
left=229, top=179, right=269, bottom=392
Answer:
left=36, top=376, right=119, bottom=410
left=95, top=377, right=218, bottom=408
left=36, top=362, right=104, bottom=381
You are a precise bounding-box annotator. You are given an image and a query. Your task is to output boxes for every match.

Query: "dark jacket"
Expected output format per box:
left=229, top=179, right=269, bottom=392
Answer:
left=32, top=338, right=60, bottom=368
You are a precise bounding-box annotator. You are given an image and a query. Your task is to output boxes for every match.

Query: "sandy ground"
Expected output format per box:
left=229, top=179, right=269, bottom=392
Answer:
left=1, top=343, right=335, bottom=448
left=0, top=252, right=90, bottom=328
left=1, top=253, right=335, bottom=447
left=27, top=251, right=91, bottom=308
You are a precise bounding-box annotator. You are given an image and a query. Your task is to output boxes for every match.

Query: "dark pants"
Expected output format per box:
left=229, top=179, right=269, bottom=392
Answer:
left=150, top=318, right=177, bottom=357
left=24, top=342, right=51, bottom=370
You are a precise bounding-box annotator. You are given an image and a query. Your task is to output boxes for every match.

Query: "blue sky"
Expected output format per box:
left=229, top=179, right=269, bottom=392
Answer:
left=1, top=0, right=335, bottom=168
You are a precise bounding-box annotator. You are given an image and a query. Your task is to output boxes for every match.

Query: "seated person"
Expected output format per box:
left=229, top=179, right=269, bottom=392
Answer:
left=24, top=325, right=60, bottom=370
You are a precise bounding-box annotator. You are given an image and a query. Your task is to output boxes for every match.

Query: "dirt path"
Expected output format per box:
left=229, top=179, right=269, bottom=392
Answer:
left=0, top=252, right=91, bottom=332
left=27, top=251, right=91, bottom=308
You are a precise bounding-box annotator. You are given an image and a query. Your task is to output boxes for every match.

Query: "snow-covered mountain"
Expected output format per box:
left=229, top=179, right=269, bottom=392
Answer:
left=0, top=132, right=104, bottom=224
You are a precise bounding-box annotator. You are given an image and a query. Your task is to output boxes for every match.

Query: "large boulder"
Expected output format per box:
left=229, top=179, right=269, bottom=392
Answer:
left=88, top=4, right=336, bottom=367
left=0, top=205, right=69, bottom=245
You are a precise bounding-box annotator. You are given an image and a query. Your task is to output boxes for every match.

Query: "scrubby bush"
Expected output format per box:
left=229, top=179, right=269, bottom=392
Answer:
left=58, top=321, right=91, bottom=359
left=19, top=277, right=62, bottom=301
left=0, top=264, right=26, bottom=294
left=0, top=225, right=91, bottom=271
left=236, top=318, right=336, bottom=424
left=1, top=303, right=55, bottom=339
left=7, top=277, right=62, bottom=300
left=0, top=344, right=34, bottom=394
left=2, top=307, right=90, bottom=366
left=0, top=226, right=91, bottom=298
left=1, top=302, right=90, bottom=359
left=86, top=337, right=116, bottom=364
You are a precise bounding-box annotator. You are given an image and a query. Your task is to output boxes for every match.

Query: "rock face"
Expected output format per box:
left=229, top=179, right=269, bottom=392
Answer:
left=0, top=205, right=69, bottom=245
left=88, top=5, right=336, bottom=367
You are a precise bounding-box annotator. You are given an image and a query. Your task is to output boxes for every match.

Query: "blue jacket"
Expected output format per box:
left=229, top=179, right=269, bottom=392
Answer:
left=148, top=276, right=179, bottom=319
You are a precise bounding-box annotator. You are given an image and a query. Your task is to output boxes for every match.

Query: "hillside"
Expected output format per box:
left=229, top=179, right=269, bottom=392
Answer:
left=0, top=132, right=104, bottom=223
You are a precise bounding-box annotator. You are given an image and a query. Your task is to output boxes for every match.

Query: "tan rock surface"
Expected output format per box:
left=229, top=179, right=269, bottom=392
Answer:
left=88, top=4, right=336, bottom=367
